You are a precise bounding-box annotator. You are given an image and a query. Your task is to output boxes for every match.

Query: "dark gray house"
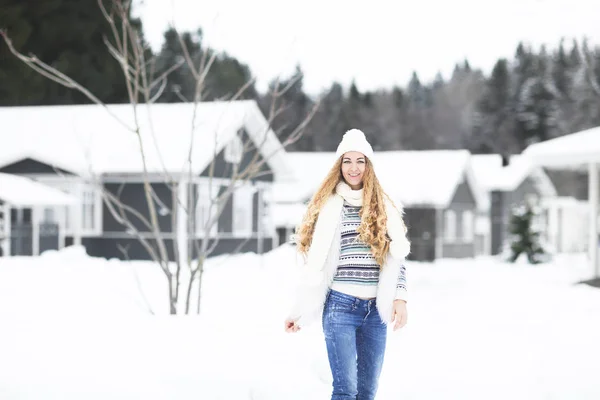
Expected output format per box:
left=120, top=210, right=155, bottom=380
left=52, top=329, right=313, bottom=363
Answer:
left=375, top=151, right=487, bottom=261
left=272, top=150, right=488, bottom=261
left=0, top=101, right=294, bottom=260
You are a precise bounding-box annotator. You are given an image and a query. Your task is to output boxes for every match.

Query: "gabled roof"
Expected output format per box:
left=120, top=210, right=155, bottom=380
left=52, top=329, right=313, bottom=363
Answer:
left=470, top=154, right=557, bottom=197
left=375, top=150, right=487, bottom=210
left=0, top=100, right=294, bottom=181
left=523, top=126, right=600, bottom=167
left=273, top=150, right=488, bottom=211
left=272, top=152, right=339, bottom=203
left=0, top=173, right=77, bottom=207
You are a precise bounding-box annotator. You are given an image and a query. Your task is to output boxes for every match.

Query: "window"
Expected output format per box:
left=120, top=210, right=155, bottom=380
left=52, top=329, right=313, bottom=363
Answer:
left=0, top=205, right=5, bottom=236
left=196, top=182, right=219, bottom=237
left=43, top=208, right=56, bottom=224
left=462, top=210, right=474, bottom=242
left=35, top=179, right=102, bottom=236
left=233, top=184, right=254, bottom=236
left=224, top=134, right=244, bottom=164
left=82, top=188, right=96, bottom=231
left=444, top=210, right=456, bottom=242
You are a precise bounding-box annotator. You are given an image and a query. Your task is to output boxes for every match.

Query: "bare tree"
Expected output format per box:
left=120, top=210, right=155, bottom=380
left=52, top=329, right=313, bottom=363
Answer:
left=0, top=0, right=319, bottom=315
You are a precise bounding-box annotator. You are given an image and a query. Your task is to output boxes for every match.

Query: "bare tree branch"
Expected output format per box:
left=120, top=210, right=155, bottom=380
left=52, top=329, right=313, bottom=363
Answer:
left=1, top=0, right=319, bottom=316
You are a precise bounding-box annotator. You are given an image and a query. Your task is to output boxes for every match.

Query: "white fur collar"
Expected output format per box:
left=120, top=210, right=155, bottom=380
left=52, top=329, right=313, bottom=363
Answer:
left=289, top=193, right=411, bottom=329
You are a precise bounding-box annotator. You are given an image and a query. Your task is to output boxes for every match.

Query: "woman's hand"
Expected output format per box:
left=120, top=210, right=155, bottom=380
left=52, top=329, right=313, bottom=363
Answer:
left=392, top=300, right=408, bottom=331
left=284, top=318, right=301, bottom=333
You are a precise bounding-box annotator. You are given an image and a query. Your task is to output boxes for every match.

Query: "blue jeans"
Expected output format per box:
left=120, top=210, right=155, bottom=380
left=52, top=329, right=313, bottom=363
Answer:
left=322, top=289, right=387, bottom=400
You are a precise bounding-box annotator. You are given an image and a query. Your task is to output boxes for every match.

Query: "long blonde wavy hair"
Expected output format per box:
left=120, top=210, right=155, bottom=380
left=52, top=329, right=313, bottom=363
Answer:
left=295, top=156, right=393, bottom=266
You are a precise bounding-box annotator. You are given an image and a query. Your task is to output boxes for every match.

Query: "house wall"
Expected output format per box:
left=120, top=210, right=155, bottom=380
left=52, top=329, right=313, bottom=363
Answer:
left=200, top=129, right=274, bottom=183
left=507, top=176, right=540, bottom=208
left=103, top=182, right=175, bottom=234
left=82, top=237, right=177, bottom=261
left=80, top=237, right=273, bottom=261
left=490, top=191, right=506, bottom=255
left=544, top=169, right=588, bottom=200
left=96, top=129, right=276, bottom=261
left=440, top=180, right=477, bottom=258
left=0, top=201, right=5, bottom=256
left=276, top=227, right=293, bottom=247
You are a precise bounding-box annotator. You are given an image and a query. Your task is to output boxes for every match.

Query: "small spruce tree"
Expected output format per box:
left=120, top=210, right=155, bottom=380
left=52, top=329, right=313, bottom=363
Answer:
left=507, top=201, right=546, bottom=264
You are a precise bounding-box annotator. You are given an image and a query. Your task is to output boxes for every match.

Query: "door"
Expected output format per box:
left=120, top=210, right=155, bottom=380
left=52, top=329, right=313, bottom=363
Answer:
left=404, top=208, right=436, bottom=261
left=0, top=204, right=6, bottom=256
left=39, top=222, right=59, bottom=253
left=10, top=208, right=33, bottom=256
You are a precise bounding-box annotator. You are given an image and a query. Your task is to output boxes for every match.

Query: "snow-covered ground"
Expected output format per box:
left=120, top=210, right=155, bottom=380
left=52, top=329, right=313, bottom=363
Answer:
left=0, top=246, right=599, bottom=400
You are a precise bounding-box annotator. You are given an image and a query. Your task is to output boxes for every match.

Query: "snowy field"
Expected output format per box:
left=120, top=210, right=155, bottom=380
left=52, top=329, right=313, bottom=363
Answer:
left=0, top=245, right=599, bottom=400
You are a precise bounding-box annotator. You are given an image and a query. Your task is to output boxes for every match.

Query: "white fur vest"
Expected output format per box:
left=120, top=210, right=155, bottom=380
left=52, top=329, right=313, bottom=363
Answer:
left=288, top=193, right=411, bottom=328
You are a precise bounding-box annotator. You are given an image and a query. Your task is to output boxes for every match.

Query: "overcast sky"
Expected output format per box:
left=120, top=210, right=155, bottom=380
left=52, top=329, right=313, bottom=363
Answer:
left=134, top=0, right=600, bottom=96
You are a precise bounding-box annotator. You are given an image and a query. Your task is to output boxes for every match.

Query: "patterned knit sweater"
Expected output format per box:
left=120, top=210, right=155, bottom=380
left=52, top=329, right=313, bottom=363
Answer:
left=330, top=201, right=407, bottom=300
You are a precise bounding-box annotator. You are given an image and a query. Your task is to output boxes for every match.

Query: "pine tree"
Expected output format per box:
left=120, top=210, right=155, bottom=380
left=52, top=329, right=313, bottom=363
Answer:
left=433, top=72, right=444, bottom=90
left=205, top=51, right=257, bottom=100
left=259, top=65, right=313, bottom=150
left=154, top=28, right=201, bottom=103
left=0, top=0, right=141, bottom=105
left=344, top=80, right=381, bottom=149
left=512, top=43, right=540, bottom=146
left=516, top=46, right=561, bottom=145
left=552, top=39, right=571, bottom=97
left=507, top=202, right=546, bottom=264
left=408, top=71, right=426, bottom=106
left=307, top=82, right=348, bottom=151
left=463, top=59, right=472, bottom=72
left=344, top=80, right=365, bottom=135
left=471, top=59, right=517, bottom=153
left=513, top=42, right=537, bottom=91
left=443, top=61, right=485, bottom=150
left=403, top=72, right=435, bottom=149
left=571, top=39, right=600, bottom=131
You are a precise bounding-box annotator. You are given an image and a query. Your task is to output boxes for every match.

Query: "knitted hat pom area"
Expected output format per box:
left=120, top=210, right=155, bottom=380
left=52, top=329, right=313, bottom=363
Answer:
left=335, top=129, right=374, bottom=162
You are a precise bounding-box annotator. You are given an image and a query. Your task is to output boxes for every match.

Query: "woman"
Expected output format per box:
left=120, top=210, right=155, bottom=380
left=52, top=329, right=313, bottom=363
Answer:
left=284, top=129, right=411, bottom=400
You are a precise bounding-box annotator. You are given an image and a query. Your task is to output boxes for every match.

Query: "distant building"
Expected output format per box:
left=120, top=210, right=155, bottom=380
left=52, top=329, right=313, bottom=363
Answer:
left=0, top=101, right=294, bottom=259
left=470, top=154, right=557, bottom=255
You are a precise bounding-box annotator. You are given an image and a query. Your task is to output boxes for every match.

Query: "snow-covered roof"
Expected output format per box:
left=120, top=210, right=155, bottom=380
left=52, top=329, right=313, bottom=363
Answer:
left=272, top=152, right=339, bottom=203
left=271, top=202, right=307, bottom=228
left=375, top=150, right=487, bottom=210
left=470, top=154, right=556, bottom=197
left=523, top=126, right=600, bottom=168
left=0, top=173, right=78, bottom=207
left=0, top=101, right=294, bottom=181
left=272, top=150, right=488, bottom=221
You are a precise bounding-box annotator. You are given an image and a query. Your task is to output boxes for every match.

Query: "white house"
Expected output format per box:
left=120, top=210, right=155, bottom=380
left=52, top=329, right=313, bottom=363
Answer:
left=469, top=154, right=558, bottom=255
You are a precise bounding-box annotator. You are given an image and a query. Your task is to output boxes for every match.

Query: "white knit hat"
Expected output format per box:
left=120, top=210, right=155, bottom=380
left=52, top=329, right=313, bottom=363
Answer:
left=335, top=129, right=374, bottom=161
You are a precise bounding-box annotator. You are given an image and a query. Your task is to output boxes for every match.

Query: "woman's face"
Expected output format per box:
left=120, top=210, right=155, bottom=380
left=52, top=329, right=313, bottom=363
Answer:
left=341, top=151, right=366, bottom=190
